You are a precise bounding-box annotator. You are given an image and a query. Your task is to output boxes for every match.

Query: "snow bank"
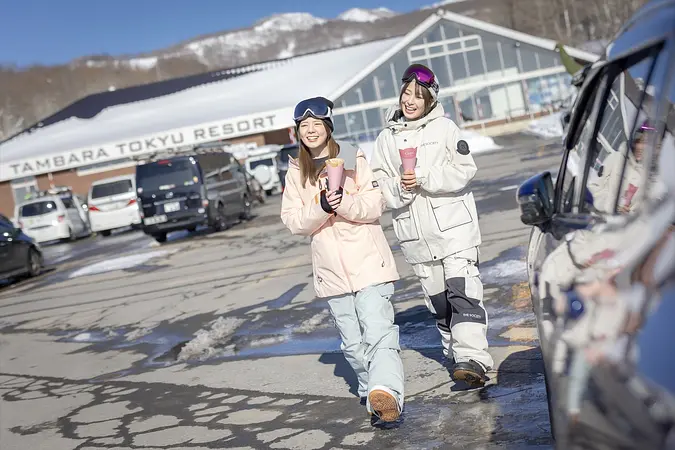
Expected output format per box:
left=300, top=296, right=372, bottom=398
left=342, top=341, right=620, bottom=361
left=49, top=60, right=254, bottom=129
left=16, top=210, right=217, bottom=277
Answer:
left=526, top=112, right=564, bottom=139
left=357, top=129, right=501, bottom=162
left=68, top=250, right=172, bottom=278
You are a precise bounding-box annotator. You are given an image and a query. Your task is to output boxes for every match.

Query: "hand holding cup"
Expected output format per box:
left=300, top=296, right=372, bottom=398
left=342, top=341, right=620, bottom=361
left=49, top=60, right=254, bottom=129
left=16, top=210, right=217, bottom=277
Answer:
left=327, top=190, right=342, bottom=210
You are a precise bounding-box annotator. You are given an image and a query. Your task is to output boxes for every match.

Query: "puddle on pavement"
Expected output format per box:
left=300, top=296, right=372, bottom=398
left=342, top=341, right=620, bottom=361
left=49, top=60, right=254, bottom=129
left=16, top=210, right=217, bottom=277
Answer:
left=38, top=244, right=535, bottom=380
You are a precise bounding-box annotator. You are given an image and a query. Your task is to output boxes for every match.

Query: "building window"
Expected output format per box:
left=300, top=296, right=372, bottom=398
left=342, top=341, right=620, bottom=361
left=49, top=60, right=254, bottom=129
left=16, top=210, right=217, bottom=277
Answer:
left=483, top=39, right=502, bottom=73
left=372, top=65, right=397, bottom=99
left=410, top=48, right=426, bottom=59
left=450, top=54, right=468, bottom=80
left=466, top=49, right=485, bottom=77
left=439, top=96, right=458, bottom=122
left=429, top=56, right=452, bottom=87
left=333, top=114, right=348, bottom=137
left=11, top=176, right=39, bottom=206
left=442, top=23, right=461, bottom=39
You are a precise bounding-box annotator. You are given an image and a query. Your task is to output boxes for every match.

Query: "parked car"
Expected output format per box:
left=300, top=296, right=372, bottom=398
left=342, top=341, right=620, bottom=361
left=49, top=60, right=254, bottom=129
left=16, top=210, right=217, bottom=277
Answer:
left=277, top=143, right=299, bottom=192
left=15, top=188, right=91, bottom=243
left=88, top=174, right=142, bottom=236
left=517, top=1, right=674, bottom=446
left=244, top=145, right=283, bottom=195
left=0, top=214, right=43, bottom=282
left=136, top=147, right=252, bottom=243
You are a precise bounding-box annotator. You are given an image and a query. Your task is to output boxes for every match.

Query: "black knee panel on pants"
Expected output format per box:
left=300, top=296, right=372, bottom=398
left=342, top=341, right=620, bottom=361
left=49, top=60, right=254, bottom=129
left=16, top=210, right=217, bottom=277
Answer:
left=446, top=277, right=486, bottom=325
left=429, top=291, right=451, bottom=328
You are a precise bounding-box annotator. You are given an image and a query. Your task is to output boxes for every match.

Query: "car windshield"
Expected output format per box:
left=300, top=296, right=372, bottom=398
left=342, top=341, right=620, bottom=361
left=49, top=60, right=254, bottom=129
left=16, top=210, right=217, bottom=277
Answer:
left=136, top=158, right=201, bottom=192
left=91, top=180, right=133, bottom=198
left=20, top=201, right=58, bottom=217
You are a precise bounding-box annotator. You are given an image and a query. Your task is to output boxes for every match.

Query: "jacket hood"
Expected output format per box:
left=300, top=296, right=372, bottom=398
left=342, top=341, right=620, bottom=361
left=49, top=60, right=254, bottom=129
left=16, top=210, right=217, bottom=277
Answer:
left=385, top=102, right=446, bottom=133
left=288, top=140, right=360, bottom=171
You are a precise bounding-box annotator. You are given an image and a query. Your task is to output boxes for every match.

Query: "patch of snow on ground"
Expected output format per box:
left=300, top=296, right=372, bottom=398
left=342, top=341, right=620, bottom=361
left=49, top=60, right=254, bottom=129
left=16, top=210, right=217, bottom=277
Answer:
left=481, top=260, right=528, bottom=285
left=526, top=112, right=564, bottom=139
left=73, top=332, right=92, bottom=342
left=177, top=317, right=245, bottom=361
left=356, top=129, right=501, bottom=162
left=68, top=250, right=172, bottom=278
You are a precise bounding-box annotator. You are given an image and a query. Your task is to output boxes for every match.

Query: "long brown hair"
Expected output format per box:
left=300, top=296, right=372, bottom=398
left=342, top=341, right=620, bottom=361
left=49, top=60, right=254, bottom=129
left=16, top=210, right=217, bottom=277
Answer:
left=297, top=122, right=340, bottom=187
left=399, top=80, right=435, bottom=118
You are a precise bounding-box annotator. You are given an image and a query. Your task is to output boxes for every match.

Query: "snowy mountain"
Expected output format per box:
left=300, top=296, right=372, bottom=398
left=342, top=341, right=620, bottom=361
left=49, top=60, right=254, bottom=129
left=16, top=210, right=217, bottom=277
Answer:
left=82, top=10, right=409, bottom=70
left=253, top=13, right=327, bottom=32
left=337, top=8, right=397, bottom=22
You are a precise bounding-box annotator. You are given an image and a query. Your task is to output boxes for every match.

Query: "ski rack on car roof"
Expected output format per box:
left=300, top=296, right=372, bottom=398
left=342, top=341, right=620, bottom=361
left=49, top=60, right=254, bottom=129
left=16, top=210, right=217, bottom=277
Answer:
left=23, top=185, right=75, bottom=201
left=132, top=141, right=258, bottom=164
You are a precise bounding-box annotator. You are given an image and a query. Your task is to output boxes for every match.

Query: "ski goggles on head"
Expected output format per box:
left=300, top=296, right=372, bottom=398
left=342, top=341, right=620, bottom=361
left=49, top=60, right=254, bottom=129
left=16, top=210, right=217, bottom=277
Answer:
left=402, top=64, right=436, bottom=88
left=293, top=97, right=334, bottom=123
left=635, top=121, right=657, bottom=139
left=639, top=123, right=657, bottom=133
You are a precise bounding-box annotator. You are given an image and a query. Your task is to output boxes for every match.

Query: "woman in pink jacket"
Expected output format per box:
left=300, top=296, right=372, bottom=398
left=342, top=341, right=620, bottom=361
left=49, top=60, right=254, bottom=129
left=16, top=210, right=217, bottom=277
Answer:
left=281, top=96, right=404, bottom=422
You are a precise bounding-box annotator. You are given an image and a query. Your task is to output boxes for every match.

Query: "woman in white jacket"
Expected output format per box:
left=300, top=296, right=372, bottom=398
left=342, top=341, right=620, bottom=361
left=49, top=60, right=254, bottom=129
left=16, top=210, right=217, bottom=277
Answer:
left=370, top=64, right=493, bottom=387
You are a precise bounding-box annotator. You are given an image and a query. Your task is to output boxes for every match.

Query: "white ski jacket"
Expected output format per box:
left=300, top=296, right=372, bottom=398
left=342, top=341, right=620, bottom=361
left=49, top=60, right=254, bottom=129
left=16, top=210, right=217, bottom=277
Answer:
left=370, top=103, right=481, bottom=265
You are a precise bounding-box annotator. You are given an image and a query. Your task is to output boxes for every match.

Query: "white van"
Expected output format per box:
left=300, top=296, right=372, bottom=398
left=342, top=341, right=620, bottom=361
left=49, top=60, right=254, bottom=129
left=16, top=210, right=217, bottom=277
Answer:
left=15, top=195, right=90, bottom=243
left=239, top=145, right=283, bottom=195
left=87, top=175, right=141, bottom=236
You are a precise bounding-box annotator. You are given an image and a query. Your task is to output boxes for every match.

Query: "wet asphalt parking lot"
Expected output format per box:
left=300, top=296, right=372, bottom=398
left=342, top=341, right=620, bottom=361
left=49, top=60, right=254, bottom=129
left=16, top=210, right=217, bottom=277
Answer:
left=0, top=134, right=564, bottom=449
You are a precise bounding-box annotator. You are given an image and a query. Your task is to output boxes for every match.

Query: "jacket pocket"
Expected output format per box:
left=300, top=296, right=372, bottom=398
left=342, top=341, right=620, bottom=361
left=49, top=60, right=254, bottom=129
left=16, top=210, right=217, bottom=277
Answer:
left=429, top=196, right=472, bottom=232
left=392, top=208, right=419, bottom=243
left=366, top=226, right=387, bottom=267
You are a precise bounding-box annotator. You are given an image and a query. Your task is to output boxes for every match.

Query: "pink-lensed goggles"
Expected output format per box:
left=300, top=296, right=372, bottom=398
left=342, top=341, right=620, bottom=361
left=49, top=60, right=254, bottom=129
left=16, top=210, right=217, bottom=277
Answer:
left=402, top=64, right=436, bottom=88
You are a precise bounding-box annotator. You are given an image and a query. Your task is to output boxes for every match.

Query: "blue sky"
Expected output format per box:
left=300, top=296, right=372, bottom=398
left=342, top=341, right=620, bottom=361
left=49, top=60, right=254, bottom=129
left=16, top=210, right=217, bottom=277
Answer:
left=0, top=0, right=437, bottom=66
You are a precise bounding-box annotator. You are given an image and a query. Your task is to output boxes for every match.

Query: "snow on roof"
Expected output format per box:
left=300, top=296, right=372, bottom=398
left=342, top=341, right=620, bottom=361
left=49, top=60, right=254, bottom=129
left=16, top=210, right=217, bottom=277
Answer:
left=0, top=37, right=401, bottom=167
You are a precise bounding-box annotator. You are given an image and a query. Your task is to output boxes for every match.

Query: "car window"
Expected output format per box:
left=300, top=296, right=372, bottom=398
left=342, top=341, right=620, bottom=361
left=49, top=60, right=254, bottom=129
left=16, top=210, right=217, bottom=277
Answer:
left=557, top=85, right=601, bottom=213
left=136, top=158, right=201, bottom=192
left=91, top=180, right=133, bottom=198
left=61, top=197, right=75, bottom=209
left=559, top=43, right=668, bottom=215
left=20, top=201, right=58, bottom=217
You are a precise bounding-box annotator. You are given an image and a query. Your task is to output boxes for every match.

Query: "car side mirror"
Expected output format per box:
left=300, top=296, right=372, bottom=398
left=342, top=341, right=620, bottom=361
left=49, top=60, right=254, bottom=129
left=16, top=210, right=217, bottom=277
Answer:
left=561, top=112, right=571, bottom=128
left=517, top=171, right=555, bottom=230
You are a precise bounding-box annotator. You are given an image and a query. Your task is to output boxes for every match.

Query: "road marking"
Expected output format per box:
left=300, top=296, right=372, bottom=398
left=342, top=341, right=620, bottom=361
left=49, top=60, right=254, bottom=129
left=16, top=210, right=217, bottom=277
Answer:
left=499, top=184, right=519, bottom=192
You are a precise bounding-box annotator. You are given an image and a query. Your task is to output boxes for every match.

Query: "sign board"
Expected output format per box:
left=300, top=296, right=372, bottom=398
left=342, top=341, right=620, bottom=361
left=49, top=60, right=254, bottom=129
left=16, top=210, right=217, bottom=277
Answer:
left=0, top=107, right=294, bottom=182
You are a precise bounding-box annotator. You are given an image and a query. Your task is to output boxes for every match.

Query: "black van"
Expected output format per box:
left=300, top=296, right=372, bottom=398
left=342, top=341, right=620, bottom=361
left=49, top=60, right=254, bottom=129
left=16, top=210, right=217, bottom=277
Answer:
left=276, top=143, right=299, bottom=192
left=136, top=149, right=252, bottom=243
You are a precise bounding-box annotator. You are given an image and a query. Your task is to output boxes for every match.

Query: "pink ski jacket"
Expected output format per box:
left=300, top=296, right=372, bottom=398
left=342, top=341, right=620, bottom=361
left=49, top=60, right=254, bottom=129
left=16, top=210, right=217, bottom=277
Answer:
left=281, top=142, right=400, bottom=298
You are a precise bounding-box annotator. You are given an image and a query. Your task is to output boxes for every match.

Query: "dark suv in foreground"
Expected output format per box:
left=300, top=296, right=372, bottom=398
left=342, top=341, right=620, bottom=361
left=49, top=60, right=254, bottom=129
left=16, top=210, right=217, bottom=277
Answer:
left=517, top=1, right=675, bottom=447
left=136, top=148, right=252, bottom=243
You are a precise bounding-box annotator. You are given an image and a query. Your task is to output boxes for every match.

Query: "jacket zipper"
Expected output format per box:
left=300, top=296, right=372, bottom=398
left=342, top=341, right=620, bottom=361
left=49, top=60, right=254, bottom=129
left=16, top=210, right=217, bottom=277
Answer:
left=407, top=126, right=434, bottom=261
left=367, top=227, right=387, bottom=267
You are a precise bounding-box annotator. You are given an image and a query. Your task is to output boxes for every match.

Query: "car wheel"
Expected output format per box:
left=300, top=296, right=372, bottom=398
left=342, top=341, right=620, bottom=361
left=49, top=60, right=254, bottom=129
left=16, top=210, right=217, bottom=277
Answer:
left=153, top=233, right=167, bottom=243
left=100, top=230, right=112, bottom=237
left=187, top=226, right=197, bottom=232
left=213, top=203, right=228, bottom=232
left=240, top=195, right=253, bottom=221
left=26, top=247, right=42, bottom=277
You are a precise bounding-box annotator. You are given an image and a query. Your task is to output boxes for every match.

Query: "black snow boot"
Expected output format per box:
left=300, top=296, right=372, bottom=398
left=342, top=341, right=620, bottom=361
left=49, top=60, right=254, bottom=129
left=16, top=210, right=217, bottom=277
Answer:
left=451, top=360, right=487, bottom=388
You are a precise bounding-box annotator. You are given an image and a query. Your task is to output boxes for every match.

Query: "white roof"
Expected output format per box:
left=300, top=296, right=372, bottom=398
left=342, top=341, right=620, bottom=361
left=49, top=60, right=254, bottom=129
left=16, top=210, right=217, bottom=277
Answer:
left=0, top=37, right=401, bottom=181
